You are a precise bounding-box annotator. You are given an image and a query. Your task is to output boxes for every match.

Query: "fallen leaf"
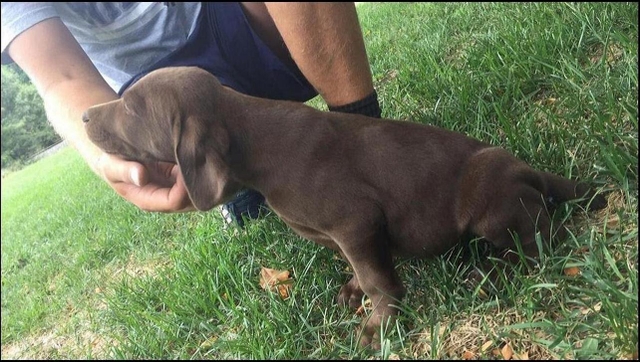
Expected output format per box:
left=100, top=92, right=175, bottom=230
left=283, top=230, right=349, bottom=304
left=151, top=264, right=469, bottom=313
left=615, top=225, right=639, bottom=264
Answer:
left=199, top=335, right=218, bottom=348
left=355, top=299, right=372, bottom=315
left=501, top=343, right=513, bottom=360
left=514, top=351, right=529, bottom=360
left=593, top=302, right=602, bottom=312
left=619, top=350, right=639, bottom=360
left=378, top=69, right=399, bottom=85
left=575, top=246, right=590, bottom=255
left=606, top=214, right=620, bottom=230
left=564, top=266, right=581, bottom=276
left=492, top=348, right=502, bottom=356
left=481, top=340, right=493, bottom=352
left=580, top=307, right=589, bottom=315
left=259, top=267, right=293, bottom=299
left=578, top=300, right=603, bottom=315
left=462, top=350, right=475, bottom=360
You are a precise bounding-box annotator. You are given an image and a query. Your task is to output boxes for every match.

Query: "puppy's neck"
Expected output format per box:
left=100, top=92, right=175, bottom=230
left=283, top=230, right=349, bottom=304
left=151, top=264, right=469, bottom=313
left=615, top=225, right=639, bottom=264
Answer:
left=214, top=90, right=339, bottom=194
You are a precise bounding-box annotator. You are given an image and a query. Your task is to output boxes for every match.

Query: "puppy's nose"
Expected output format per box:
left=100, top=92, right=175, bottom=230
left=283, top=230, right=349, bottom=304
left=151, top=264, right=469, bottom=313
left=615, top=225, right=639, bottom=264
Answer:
left=82, top=111, right=90, bottom=123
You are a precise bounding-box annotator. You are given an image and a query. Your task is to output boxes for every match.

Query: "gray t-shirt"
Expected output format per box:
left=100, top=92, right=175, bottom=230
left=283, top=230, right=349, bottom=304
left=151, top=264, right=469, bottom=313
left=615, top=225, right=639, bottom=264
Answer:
left=1, top=2, right=201, bottom=92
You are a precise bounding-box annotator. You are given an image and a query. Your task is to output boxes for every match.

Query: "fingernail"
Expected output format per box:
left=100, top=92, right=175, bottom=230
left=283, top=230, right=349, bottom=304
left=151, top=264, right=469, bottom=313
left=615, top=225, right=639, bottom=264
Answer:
left=130, top=168, right=141, bottom=186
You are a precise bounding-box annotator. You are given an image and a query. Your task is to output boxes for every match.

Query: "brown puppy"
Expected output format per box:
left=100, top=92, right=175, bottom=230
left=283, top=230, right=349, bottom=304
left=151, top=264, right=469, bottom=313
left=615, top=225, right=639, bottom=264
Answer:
left=83, top=66, right=605, bottom=347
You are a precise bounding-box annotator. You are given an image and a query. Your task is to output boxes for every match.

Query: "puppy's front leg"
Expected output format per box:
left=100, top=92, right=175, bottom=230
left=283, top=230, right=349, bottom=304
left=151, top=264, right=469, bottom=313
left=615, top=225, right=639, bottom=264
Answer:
left=335, top=226, right=406, bottom=348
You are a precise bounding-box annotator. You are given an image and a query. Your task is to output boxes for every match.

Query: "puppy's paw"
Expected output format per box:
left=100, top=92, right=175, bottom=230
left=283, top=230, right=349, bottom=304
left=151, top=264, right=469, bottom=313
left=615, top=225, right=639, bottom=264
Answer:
left=359, top=310, right=396, bottom=350
left=337, top=276, right=365, bottom=309
left=359, top=331, right=380, bottom=350
left=588, top=192, right=608, bottom=211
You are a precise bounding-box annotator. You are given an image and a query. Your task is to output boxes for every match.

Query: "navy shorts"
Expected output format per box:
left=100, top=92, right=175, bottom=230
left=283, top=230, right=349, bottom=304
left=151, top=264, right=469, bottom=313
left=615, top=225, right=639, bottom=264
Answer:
left=119, top=2, right=318, bottom=102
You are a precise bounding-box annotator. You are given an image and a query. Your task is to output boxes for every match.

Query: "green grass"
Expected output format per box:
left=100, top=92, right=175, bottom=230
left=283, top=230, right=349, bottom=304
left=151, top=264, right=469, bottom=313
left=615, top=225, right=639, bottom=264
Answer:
left=1, top=2, right=637, bottom=359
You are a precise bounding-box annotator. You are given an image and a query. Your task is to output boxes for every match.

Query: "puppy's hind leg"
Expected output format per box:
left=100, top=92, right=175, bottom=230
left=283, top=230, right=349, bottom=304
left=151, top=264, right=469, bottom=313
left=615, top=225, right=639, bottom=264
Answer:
left=468, top=188, right=554, bottom=291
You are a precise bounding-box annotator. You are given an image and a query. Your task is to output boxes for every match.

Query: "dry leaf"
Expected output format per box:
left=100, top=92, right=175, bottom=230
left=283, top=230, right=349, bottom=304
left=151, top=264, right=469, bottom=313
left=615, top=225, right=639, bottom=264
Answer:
left=605, top=214, right=620, bottom=230
left=579, top=301, right=603, bottom=315
left=355, top=299, right=372, bottom=315
left=564, top=266, right=581, bottom=276
left=481, top=340, right=493, bottom=352
left=501, top=343, right=513, bottom=360
left=259, top=267, right=292, bottom=299
left=462, top=350, right=475, bottom=360
left=514, top=351, right=529, bottom=360
left=593, top=302, right=602, bottom=312
left=575, top=246, right=590, bottom=255
left=492, top=348, right=502, bottom=356
left=199, top=335, right=218, bottom=349
left=580, top=307, right=589, bottom=315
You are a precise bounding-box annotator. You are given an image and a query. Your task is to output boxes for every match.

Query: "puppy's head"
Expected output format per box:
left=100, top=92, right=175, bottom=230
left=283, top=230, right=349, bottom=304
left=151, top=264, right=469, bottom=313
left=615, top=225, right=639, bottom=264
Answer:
left=84, top=66, right=238, bottom=211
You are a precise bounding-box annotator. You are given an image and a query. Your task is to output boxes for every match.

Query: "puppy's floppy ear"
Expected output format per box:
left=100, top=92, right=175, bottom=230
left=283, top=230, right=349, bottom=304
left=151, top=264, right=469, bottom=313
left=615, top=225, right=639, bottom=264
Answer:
left=173, top=116, right=233, bottom=211
left=121, top=86, right=146, bottom=118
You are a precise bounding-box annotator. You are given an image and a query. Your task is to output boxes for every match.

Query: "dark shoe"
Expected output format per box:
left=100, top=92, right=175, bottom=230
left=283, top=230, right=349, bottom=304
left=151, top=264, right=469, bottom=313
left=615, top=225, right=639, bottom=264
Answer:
left=221, top=189, right=267, bottom=228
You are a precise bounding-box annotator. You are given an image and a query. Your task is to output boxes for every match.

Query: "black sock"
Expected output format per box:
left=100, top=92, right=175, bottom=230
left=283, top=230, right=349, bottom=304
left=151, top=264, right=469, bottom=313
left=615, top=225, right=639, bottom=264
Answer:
left=328, top=90, right=382, bottom=118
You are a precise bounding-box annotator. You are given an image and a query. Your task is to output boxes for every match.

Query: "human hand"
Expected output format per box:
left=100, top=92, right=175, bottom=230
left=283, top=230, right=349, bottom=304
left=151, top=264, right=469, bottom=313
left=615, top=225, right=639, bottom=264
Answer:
left=94, top=152, right=195, bottom=212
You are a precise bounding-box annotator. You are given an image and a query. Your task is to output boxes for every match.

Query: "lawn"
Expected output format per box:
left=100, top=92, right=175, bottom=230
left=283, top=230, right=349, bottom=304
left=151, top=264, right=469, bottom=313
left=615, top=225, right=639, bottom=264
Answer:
left=1, top=2, right=637, bottom=359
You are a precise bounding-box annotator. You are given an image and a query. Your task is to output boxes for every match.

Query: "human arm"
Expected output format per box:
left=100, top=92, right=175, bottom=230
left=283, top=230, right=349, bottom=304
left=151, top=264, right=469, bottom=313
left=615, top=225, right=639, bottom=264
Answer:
left=5, top=17, right=193, bottom=212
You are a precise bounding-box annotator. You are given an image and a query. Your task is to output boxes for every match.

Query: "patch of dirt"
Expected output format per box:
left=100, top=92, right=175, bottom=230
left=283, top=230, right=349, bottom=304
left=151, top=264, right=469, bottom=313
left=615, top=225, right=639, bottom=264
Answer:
left=588, top=42, right=625, bottom=67
left=109, top=254, right=171, bottom=280
left=2, top=255, right=170, bottom=359
left=1, top=317, right=114, bottom=360
left=410, top=310, right=557, bottom=359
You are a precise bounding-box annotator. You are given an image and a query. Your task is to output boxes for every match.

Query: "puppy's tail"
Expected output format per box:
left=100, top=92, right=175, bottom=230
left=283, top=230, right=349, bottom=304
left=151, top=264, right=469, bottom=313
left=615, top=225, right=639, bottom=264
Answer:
left=542, top=172, right=607, bottom=211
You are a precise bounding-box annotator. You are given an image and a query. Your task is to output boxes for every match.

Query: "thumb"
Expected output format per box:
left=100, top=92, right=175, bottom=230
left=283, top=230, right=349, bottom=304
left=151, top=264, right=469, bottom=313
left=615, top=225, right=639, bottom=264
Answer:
left=99, top=153, right=149, bottom=187
left=127, top=163, right=147, bottom=187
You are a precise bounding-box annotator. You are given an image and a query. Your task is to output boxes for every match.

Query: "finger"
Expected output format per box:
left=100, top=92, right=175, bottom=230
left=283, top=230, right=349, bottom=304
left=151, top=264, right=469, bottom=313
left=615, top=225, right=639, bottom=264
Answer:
left=112, top=169, right=195, bottom=213
left=112, top=181, right=191, bottom=212
left=98, top=154, right=194, bottom=212
left=146, top=161, right=179, bottom=188
left=141, top=163, right=194, bottom=211
left=99, top=153, right=149, bottom=187
left=169, top=169, right=196, bottom=212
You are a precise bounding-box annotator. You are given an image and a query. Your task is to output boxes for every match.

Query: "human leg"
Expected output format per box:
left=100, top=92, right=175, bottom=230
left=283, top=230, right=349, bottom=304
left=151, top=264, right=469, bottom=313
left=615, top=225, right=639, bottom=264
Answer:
left=242, top=2, right=381, bottom=117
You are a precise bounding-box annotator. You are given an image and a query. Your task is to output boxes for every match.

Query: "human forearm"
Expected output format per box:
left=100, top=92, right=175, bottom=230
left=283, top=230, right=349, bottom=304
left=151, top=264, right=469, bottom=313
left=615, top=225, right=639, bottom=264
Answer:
left=42, top=78, right=118, bottom=176
left=6, top=17, right=193, bottom=212
left=6, top=17, right=117, bottom=176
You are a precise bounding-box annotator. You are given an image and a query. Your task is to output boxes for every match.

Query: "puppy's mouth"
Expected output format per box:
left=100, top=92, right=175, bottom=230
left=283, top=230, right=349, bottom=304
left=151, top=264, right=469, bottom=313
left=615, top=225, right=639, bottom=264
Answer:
left=85, top=127, right=139, bottom=161
left=95, top=139, right=166, bottom=164
left=85, top=127, right=115, bottom=153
